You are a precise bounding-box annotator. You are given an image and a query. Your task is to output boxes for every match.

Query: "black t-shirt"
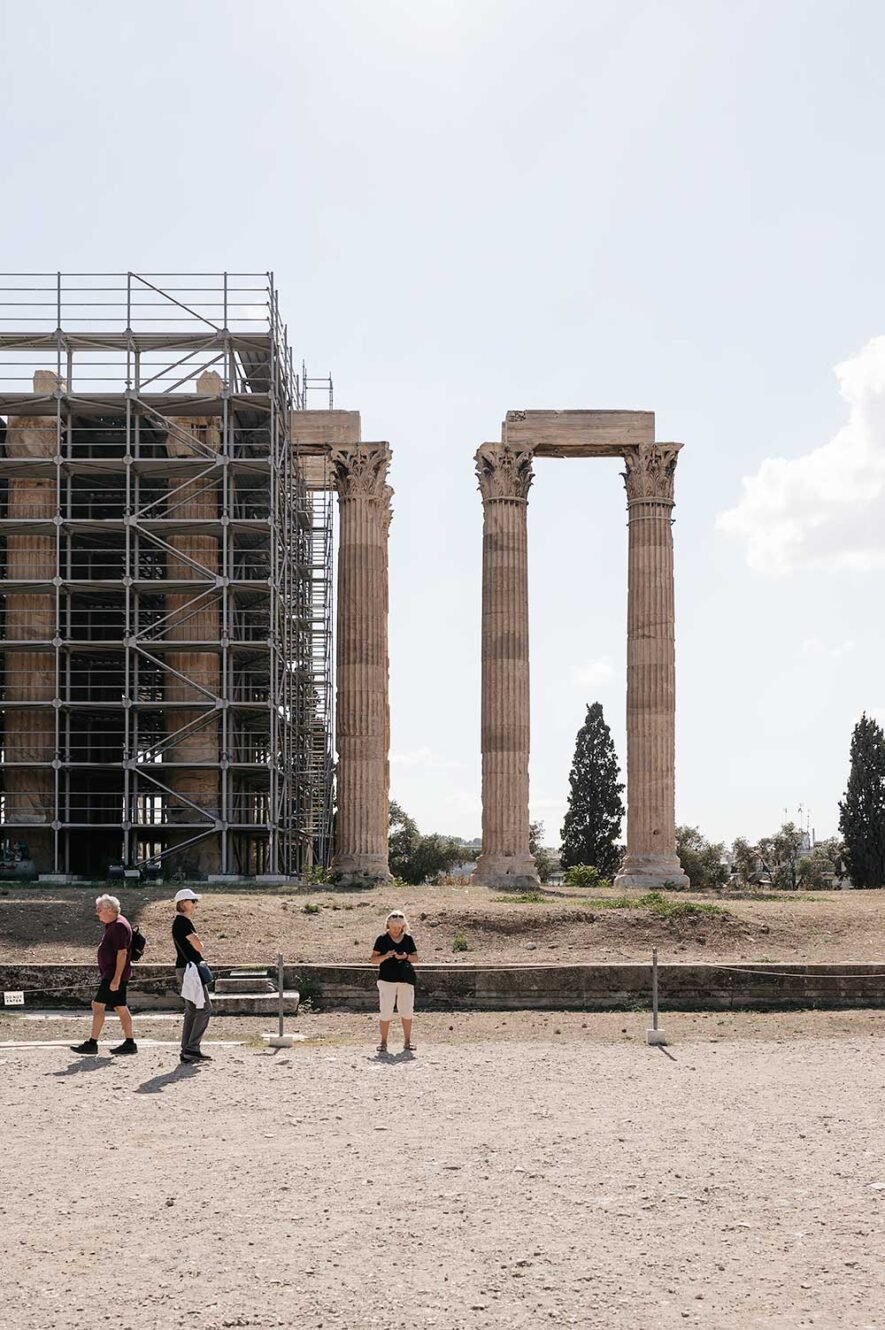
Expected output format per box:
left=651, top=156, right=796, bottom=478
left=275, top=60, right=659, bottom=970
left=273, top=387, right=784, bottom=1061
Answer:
left=374, top=932, right=417, bottom=983
left=172, top=913, right=202, bottom=967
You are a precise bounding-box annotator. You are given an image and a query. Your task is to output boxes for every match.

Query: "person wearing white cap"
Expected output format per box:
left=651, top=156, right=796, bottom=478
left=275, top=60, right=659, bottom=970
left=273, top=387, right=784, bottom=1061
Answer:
left=172, top=888, right=212, bottom=1064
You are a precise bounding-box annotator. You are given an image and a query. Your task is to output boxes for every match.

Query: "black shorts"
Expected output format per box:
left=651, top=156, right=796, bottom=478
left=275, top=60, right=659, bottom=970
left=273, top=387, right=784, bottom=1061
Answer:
left=95, top=977, right=129, bottom=1008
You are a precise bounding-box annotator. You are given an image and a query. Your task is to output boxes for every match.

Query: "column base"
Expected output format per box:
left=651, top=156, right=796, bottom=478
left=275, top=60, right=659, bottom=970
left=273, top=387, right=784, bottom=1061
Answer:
left=614, top=853, right=690, bottom=891
left=329, top=853, right=392, bottom=888
left=472, top=851, right=539, bottom=890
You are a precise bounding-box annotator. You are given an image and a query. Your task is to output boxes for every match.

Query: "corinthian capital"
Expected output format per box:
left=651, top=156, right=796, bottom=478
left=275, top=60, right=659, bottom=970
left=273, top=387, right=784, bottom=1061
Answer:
left=622, top=442, right=682, bottom=503
left=330, top=443, right=392, bottom=500
left=475, top=442, right=534, bottom=502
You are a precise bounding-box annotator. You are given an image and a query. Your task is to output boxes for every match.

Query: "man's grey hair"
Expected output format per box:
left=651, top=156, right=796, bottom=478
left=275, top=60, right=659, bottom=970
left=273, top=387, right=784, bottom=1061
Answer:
left=95, top=894, right=121, bottom=915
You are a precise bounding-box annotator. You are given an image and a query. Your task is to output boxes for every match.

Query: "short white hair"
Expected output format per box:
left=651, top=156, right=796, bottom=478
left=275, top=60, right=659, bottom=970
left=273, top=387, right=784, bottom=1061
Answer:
left=95, top=894, right=121, bottom=915
left=386, top=909, right=409, bottom=932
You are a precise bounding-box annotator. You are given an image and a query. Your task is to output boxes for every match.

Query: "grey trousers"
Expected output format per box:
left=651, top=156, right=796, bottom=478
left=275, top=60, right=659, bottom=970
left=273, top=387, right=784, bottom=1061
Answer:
left=175, top=968, right=212, bottom=1056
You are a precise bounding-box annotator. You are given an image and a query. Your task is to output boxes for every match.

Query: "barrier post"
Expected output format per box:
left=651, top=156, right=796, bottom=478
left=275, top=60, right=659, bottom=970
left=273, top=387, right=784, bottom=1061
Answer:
left=265, top=952, right=295, bottom=1048
left=646, top=947, right=668, bottom=1046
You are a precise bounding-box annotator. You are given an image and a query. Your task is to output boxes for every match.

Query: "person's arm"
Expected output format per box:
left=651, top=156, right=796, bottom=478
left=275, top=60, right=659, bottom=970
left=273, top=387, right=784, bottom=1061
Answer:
left=110, top=948, right=128, bottom=991
left=370, top=947, right=395, bottom=964
left=188, top=932, right=205, bottom=957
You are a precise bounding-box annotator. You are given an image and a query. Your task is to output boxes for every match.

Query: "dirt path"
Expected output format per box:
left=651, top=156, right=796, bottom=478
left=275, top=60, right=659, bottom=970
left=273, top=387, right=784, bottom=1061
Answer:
left=1, top=1012, right=884, bottom=1329
left=2, top=883, right=885, bottom=968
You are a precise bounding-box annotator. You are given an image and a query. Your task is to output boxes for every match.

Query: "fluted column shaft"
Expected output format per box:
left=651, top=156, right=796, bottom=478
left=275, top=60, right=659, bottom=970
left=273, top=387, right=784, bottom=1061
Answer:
left=473, top=443, right=539, bottom=888
left=615, top=443, right=688, bottom=889
left=330, top=445, right=392, bottom=885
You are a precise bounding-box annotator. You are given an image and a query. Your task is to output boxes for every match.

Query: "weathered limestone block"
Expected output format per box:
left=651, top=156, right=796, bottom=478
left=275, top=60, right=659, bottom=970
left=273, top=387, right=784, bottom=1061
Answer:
left=473, top=443, right=539, bottom=889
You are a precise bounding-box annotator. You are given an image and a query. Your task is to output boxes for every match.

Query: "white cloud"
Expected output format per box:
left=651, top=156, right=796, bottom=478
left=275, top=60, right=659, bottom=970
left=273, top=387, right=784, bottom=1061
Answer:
left=718, top=336, right=885, bottom=575
left=572, top=657, right=615, bottom=689
left=800, top=637, right=855, bottom=660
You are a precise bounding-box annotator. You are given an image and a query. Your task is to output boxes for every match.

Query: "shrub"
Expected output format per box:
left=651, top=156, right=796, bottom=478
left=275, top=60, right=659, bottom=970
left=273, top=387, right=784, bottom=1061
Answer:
left=303, top=902, right=321, bottom=915
left=564, top=864, right=610, bottom=890
left=451, top=934, right=469, bottom=952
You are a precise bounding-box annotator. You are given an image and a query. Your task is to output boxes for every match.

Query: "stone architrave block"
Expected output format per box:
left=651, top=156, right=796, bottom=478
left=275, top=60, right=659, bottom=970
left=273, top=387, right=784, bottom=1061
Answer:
left=289, top=410, right=361, bottom=448
left=502, top=409, right=655, bottom=457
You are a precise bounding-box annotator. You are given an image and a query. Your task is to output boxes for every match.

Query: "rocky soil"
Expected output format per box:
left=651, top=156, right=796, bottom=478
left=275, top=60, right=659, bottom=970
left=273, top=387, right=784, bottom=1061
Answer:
left=1, top=882, right=885, bottom=968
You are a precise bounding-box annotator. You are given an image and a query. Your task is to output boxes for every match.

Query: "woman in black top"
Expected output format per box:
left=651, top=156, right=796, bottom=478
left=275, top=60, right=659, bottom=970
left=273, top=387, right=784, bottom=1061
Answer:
left=172, top=888, right=212, bottom=1064
left=370, top=910, right=419, bottom=1054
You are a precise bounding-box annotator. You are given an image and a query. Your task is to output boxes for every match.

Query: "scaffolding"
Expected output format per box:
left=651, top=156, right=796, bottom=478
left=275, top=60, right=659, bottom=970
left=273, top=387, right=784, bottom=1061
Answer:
left=0, top=272, right=335, bottom=878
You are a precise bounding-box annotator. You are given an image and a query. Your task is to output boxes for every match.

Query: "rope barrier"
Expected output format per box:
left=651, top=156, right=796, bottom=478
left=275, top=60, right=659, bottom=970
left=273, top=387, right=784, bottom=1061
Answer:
left=692, top=963, right=885, bottom=981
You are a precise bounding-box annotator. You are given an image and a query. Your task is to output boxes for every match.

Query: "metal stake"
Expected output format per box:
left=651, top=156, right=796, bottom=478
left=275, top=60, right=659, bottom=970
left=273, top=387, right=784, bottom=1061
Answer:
left=647, top=946, right=668, bottom=1046
left=278, top=952, right=285, bottom=1039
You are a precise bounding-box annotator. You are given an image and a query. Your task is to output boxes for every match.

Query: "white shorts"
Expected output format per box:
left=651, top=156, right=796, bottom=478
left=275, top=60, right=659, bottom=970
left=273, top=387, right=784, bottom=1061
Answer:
left=377, top=980, right=414, bottom=1020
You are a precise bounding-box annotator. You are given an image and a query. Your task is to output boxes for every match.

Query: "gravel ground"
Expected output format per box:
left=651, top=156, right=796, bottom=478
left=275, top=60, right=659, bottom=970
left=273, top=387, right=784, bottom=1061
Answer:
left=1, top=1010, right=884, bottom=1330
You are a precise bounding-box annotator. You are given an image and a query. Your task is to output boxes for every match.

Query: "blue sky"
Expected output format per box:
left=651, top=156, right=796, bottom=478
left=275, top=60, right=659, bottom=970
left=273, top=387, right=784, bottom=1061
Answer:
left=2, top=0, right=884, bottom=847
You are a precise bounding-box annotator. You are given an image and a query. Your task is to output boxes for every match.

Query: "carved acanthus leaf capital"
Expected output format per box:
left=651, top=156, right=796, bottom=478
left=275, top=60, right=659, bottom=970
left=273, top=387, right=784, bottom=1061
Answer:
left=622, top=442, right=681, bottom=503
left=381, top=484, right=394, bottom=531
left=330, top=443, right=392, bottom=501
left=475, top=442, right=534, bottom=502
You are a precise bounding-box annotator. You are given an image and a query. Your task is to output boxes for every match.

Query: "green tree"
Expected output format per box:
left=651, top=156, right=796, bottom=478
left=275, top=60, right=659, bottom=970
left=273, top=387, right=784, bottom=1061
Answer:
left=529, top=820, right=554, bottom=884
left=388, top=800, right=465, bottom=885
left=402, top=833, right=464, bottom=885
left=675, top=825, right=727, bottom=889
left=731, top=837, right=759, bottom=887
left=757, top=822, right=805, bottom=891
left=388, top=801, right=420, bottom=881
left=797, top=854, right=835, bottom=890
left=839, top=713, right=885, bottom=888
left=560, top=702, right=625, bottom=877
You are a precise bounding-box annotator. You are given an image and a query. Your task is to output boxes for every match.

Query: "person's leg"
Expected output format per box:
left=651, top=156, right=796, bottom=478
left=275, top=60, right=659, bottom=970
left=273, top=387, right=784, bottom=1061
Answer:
left=180, top=999, right=196, bottom=1056
left=89, top=1000, right=107, bottom=1040
left=377, top=981, right=395, bottom=1050
left=115, top=1005, right=134, bottom=1040
left=398, top=984, right=415, bottom=1049
left=185, top=988, right=212, bottom=1057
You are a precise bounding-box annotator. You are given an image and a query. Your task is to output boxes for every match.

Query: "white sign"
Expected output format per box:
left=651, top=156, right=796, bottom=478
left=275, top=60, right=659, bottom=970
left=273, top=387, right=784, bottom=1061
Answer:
left=3, top=991, right=24, bottom=1006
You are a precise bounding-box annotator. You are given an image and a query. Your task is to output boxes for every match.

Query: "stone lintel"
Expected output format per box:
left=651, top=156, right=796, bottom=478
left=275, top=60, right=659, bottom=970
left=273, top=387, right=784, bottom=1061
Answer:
left=502, top=409, right=655, bottom=457
left=289, top=409, right=361, bottom=448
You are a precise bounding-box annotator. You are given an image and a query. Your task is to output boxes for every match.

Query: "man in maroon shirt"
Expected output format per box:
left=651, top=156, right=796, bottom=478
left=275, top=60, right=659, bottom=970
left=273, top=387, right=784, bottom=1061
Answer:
left=71, top=894, right=138, bottom=1055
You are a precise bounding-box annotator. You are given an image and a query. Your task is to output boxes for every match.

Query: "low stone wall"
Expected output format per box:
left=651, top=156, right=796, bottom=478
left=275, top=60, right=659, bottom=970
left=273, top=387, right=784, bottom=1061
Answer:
left=0, top=961, right=883, bottom=1013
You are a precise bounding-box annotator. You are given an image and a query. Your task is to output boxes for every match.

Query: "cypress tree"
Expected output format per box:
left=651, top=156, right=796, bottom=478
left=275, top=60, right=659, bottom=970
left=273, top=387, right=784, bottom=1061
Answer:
left=839, top=713, right=885, bottom=888
left=560, top=702, right=625, bottom=876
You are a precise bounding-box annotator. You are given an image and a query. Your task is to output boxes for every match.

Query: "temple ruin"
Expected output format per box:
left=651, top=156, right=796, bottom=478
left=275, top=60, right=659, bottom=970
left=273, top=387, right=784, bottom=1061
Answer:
left=0, top=275, right=685, bottom=889
left=473, top=411, right=688, bottom=891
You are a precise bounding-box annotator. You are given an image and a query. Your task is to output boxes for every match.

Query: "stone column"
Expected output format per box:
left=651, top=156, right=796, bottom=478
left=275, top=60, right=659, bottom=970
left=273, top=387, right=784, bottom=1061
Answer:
left=615, top=442, right=689, bottom=889
left=329, top=444, right=392, bottom=886
left=164, top=370, right=222, bottom=874
left=473, top=443, right=539, bottom=888
left=2, top=371, right=60, bottom=871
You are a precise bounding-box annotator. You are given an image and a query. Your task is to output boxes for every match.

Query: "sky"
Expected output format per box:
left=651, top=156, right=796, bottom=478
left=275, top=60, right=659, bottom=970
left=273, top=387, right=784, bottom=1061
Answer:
left=1, top=0, right=884, bottom=848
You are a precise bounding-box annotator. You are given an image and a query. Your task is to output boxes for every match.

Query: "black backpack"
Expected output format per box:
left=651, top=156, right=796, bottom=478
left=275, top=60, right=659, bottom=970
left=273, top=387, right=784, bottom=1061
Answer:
left=130, top=925, right=147, bottom=963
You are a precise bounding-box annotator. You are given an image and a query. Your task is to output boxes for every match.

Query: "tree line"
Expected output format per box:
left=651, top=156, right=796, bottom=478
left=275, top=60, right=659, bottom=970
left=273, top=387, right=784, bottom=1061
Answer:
left=383, top=707, right=885, bottom=889
left=550, top=703, right=885, bottom=890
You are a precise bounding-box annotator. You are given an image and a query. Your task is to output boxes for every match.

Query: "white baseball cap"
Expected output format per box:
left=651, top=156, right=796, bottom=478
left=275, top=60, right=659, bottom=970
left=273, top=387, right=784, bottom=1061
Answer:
left=173, top=888, right=201, bottom=904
